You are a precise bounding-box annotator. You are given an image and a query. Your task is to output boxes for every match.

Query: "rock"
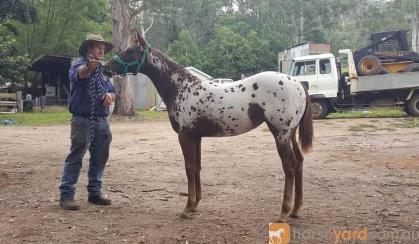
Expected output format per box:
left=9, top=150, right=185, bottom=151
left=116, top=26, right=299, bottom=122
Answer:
left=138, top=236, right=146, bottom=243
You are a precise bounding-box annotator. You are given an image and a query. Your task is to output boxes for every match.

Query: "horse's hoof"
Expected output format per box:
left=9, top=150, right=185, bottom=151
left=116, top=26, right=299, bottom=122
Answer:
left=274, top=217, right=286, bottom=223
left=179, top=212, right=193, bottom=219
left=184, top=207, right=197, bottom=213
left=289, top=213, right=299, bottom=218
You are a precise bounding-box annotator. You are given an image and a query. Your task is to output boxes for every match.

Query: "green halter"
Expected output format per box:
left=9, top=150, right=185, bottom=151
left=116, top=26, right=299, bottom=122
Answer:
left=112, top=44, right=151, bottom=75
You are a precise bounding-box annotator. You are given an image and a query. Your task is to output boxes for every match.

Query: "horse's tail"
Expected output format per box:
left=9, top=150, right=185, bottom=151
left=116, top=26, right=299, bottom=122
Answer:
left=299, top=87, right=314, bottom=153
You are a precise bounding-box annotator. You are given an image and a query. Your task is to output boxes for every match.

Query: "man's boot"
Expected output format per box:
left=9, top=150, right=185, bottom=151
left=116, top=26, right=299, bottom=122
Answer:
left=88, top=195, right=111, bottom=206
left=59, top=198, right=80, bottom=210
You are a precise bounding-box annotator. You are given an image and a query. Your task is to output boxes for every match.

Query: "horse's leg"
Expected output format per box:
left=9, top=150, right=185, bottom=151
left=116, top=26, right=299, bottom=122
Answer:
left=274, top=137, right=296, bottom=222
left=178, top=132, right=197, bottom=213
left=195, top=137, right=202, bottom=206
left=290, top=129, right=304, bottom=218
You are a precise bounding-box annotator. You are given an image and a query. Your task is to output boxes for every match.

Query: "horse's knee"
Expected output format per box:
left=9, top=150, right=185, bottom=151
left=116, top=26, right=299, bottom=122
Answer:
left=283, top=165, right=295, bottom=177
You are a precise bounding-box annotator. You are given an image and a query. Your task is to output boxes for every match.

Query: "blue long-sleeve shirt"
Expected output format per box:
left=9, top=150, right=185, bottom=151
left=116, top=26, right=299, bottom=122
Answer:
left=68, top=57, right=115, bottom=117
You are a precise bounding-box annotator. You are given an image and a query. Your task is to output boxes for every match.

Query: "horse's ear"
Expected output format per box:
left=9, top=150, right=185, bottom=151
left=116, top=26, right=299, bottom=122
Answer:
left=135, top=31, right=147, bottom=46
left=134, top=31, right=140, bottom=43
left=133, top=32, right=139, bottom=42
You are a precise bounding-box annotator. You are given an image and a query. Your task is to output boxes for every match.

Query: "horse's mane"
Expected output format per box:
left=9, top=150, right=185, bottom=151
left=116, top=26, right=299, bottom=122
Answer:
left=151, top=48, right=202, bottom=85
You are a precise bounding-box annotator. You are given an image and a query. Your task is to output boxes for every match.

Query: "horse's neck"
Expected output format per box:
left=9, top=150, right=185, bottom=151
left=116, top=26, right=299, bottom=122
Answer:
left=140, top=51, right=196, bottom=110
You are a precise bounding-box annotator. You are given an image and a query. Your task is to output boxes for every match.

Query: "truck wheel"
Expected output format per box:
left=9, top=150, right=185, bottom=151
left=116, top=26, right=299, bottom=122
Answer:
left=311, top=100, right=329, bottom=119
left=357, top=55, right=382, bottom=76
left=403, top=63, right=419, bottom=72
left=407, top=94, right=419, bottom=116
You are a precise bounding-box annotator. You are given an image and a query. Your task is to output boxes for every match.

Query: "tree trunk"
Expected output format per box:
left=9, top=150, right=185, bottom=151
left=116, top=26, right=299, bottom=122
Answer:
left=111, top=0, right=135, bottom=116
left=412, top=11, right=419, bottom=52
left=299, top=7, right=304, bottom=43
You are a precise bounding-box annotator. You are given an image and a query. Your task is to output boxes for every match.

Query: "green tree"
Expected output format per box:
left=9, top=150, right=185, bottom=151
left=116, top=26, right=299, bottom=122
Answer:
left=202, top=27, right=273, bottom=79
left=142, top=0, right=230, bottom=48
left=202, top=26, right=240, bottom=78
left=12, top=0, right=111, bottom=59
left=0, top=0, right=34, bottom=85
left=167, top=31, right=203, bottom=69
left=0, top=36, right=30, bottom=85
left=0, top=0, right=37, bottom=23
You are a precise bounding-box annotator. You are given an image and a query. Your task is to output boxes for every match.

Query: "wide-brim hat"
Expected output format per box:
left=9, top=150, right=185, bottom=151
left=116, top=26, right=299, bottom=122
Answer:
left=79, top=34, right=113, bottom=57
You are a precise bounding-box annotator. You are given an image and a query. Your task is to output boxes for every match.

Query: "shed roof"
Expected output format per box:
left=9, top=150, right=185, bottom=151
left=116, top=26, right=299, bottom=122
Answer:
left=28, top=54, right=73, bottom=72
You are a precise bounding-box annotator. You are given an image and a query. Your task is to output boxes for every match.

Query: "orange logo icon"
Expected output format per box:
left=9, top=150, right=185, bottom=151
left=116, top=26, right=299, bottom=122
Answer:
left=269, top=223, right=290, bottom=244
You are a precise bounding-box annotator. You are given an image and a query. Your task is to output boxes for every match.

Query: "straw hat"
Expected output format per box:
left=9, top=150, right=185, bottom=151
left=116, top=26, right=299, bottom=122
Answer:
left=78, top=34, right=113, bottom=57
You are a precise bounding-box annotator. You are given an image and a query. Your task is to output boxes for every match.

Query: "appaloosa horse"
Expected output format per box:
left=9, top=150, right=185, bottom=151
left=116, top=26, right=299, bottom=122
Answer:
left=106, top=33, right=313, bottom=222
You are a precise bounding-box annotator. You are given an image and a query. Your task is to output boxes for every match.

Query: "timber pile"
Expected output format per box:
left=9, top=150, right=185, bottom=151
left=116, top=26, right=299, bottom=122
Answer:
left=0, top=93, right=17, bottom=113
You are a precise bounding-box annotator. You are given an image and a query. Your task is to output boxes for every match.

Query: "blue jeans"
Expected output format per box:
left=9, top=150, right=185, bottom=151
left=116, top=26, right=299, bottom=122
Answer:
left=59, top=116, right=112, bottom=199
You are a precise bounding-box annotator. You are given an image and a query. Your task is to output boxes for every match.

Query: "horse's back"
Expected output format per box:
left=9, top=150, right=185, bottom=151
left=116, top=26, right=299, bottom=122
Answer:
left=242, top=71, right=302, bottom=90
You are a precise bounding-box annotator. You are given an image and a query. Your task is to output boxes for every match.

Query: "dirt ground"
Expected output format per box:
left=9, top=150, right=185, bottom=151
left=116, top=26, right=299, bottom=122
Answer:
left=0, top=117, right=418, bottom=244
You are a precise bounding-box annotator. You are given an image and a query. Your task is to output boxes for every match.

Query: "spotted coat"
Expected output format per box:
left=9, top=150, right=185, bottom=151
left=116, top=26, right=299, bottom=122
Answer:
left=145, top=51, right=307, bottom=143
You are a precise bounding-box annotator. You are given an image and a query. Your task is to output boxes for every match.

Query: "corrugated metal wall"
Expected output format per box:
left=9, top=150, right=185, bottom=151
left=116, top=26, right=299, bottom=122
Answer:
left=133, top=74, right=161, bottom=109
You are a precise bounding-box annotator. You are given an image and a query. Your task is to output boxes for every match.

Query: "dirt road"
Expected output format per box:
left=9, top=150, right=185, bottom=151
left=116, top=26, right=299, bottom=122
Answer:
left=0, top=117, right=418, bottom=243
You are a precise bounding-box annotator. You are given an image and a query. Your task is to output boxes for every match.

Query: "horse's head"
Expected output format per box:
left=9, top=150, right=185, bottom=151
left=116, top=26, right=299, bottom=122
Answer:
left=105, top=32, right=150, bottom=76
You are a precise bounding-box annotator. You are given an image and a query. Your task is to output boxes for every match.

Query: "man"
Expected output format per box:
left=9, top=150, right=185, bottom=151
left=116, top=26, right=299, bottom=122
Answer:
left=59, top=34, right=115, bottom=210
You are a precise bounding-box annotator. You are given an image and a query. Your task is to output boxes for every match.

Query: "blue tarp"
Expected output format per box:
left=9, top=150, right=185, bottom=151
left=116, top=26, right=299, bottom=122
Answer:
left=0, top=119, right=17, bottom=125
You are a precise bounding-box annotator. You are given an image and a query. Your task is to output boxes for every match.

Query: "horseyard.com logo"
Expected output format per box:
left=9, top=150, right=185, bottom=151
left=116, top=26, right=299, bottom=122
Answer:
left=269, top=223, right=290, bottom=244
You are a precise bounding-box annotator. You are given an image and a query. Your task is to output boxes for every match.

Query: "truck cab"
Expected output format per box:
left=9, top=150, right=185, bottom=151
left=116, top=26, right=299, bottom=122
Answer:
left=290, top=53, right=341, bottom=118
left=290, top=53, right=339, bottom=98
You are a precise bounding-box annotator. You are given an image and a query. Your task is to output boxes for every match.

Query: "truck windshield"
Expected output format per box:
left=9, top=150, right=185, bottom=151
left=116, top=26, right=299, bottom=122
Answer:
left=292, top=61, right=316, bottom=76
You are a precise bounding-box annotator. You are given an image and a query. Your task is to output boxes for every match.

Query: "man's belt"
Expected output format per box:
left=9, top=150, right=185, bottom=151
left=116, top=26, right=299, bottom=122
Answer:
left=73, top=114, right=107, bottom=121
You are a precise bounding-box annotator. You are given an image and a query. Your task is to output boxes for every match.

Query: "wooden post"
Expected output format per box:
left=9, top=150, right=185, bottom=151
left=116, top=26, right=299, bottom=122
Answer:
left=16, top=91, right=23, bottom=113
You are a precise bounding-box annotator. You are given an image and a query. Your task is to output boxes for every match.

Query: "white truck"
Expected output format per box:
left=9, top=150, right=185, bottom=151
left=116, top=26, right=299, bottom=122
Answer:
left=290, top=49, right=419, bottom=119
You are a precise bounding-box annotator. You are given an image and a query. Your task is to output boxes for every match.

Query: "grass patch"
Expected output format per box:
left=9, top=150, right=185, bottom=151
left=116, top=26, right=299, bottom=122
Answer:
left=136, top=110, right=168, bottom=121
left=348, top=123, right=377, bottom=131
left=0, top=110, right=71, bottom=126
left=0, top=107, right=169, bottom=126
left=328, top=108, right=406, bottom=119
left=391, top=118, right=419, bottom=128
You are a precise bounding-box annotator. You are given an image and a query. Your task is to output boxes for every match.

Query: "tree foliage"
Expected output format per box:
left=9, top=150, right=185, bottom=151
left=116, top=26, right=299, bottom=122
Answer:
left=2, top=0, right=419, bottom=85
left=0, top=36, right=30, bottom=85
left=12, top=0, right=111, bottom=59
left=0, top=0, right=37, bottom=24
left=142, top=0, right=419, bottom=78
left=200, top=27, right=272, bottom=79
left=0, top=0, right=33, bottom=85
left=167, top=31, right=203, bottom=69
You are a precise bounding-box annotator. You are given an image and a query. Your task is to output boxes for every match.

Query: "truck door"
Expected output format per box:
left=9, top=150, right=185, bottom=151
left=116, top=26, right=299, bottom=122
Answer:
left=290, top=60, right=318, bottom=94
left=317, top=58, right=338, bottom=97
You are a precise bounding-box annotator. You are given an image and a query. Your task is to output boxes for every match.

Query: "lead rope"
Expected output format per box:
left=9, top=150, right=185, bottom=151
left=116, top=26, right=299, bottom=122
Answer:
left=88, top=66, right=104, bottom=152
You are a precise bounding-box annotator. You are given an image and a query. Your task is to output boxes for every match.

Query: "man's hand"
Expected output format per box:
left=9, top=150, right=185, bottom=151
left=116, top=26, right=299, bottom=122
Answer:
left=79, top=58, right=101, bottom=79
left=87, top=58, right=101, bottom=71
left=102, top=93, right=115, bottom=107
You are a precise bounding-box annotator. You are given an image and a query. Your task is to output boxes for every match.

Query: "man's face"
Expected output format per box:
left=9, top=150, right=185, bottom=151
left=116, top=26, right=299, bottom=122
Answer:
left=89, top=43, right=106, bottom=60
